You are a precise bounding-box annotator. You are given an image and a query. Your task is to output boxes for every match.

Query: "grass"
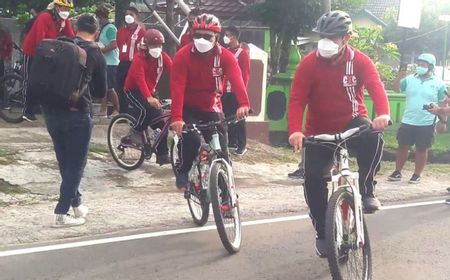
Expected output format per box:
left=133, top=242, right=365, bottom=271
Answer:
left=383, top=124, right=450, bottom=153
left=0, top=148, right=17, bottom=165
left=0, top=179, right=30, bottom=194
left=89, top=144, right=109, bottom=154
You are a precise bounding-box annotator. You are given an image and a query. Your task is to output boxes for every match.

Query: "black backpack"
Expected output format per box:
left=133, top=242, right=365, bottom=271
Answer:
left=28, top=37, right=93, bottom=107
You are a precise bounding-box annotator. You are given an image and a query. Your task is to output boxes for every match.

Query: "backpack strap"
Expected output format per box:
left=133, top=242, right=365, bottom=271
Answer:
left=154, top=55, right=164, bottom=95
left=129, top=25, right=142, bottom=61
left=343, top=48, right=358, bottom=118
left=226, top=47, right=243, bottom=92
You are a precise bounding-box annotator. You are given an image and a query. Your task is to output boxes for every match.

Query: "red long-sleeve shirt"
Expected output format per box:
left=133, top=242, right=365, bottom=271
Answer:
left=124, top=51, right=172, bottom=98
left=288, top=47, right=390, bottom=136
left=0, top=30, right=13, bottom=60
left=22, top=11, right=74, bottom=56
left=179, top=32, right=192, bottom=48
left=224, top=46, right=250, bottom=90
left=170, top=43, right=250, bottom=122
left=116, top=24, right=145, bottom=62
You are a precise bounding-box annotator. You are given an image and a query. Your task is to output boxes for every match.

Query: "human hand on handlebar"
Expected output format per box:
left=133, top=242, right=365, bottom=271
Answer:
left=170, top=121, right=185, bottom=136
left=372, top=114, right=391, bottom=131
left=147, top=96, right=161, bottom=109
left=236, top=106, right=250, bottom=120
left=289, top=131, right=304, bottom=153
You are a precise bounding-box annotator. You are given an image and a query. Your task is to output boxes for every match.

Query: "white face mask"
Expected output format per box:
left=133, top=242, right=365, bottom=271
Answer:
left=194, top=38, right=214, bottom=53
left=223, top=36, right=231, bottom=45
left=125, top=15, right=135, bottom=25
left=58, top=11, right=70, bottom=20
left=317, top=38, right=340, bottom=58
left=148, top=47, right=162, bottom=58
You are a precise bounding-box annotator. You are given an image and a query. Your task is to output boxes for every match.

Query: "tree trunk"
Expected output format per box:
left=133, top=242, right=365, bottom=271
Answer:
left=165, top=0, right=176, bottom=56
left=115, top=0, right=132, bottom=28
left=323, top=0, right=331, bottom=13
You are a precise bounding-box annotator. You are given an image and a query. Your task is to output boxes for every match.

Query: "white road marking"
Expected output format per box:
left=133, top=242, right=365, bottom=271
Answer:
left=0, top=199, right=447, bottom=258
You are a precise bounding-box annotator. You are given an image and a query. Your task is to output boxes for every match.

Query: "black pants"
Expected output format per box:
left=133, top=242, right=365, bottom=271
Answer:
left=116, top=61, right=132, bottom=113
left=179, top=107, right=229, bottom=174
left=125, top=90, right=168, bottom=155
left=303, top=117, right=384, bottom=238
left=221, top=92, right=246, bottom=149
left=23, top=55, right=36, bottom=115
left=0, top=59, right=4, bottom=77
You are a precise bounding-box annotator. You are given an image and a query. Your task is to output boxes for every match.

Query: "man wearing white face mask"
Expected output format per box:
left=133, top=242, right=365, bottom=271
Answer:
left=288, top=10, right=391, bottom=257
left=121, top=29, right=172, bottom=165
left=22, top=0, right=75, bottom=122
left=116, top=6, right=146, bottom=113
left=388, top=53, right=447, bottom=184
left=170, top=14, right=250, bottom=191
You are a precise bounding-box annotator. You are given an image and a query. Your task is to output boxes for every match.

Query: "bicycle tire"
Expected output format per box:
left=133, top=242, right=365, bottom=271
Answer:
left=210, top=162, right=242, bottom=254
left=187, top=165, right=210, bottom=226
left=107, top=114, right=145, bottom=170
left=326, top=187, right=372, bottom=280
left=0, top=73, right=25, bottom=123
left=169, top=135, right=180, bottom=176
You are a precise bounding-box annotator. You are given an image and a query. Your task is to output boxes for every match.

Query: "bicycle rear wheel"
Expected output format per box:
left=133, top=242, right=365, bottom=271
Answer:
left=0, top=73, right=25, bottom=123
left=187, top=165, right=210, bottom=226
left=210, top=162, right=242, bottom=254
left=326, top=187, right=372, bottom=280
left=107, top=114, right=145, bottom=170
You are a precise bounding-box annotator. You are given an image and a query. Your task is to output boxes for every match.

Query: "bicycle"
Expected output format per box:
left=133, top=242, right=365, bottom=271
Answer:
left=303, top=125, right=377, bottom=280
left=107, top=99, right=177, bottom=170
left=180, top=117, right=242, bottom=254
left=0, top=42, right=25, bottom=123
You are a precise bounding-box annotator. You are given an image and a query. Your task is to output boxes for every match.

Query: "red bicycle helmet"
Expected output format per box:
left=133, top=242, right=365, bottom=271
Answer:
left=192, top=13, right=221, bottom=33
left=142, top=29, right=165, bottom=47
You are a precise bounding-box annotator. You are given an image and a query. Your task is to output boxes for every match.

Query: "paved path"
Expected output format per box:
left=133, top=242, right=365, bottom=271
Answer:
left=1, top=200, right=449, bottom=280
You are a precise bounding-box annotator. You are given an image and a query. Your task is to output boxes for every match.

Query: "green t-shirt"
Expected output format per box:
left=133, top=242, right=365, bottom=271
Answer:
left=99, top=23, right=119, bottom=66
left=400, top=74, right=447, bottom=126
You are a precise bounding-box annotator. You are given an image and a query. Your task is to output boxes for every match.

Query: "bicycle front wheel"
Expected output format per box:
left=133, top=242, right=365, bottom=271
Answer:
left=187, top=165, right=210, bottom=226
left=325, top=187, right=372, bottom=280
left=0, top=73, right=25, bottom=123
left=210, top=162, right=242, bottom=254
left=107, top=114, right=145, bottom=170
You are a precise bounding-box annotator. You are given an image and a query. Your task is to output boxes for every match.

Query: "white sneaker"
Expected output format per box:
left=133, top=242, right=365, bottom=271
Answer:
left=52, top=214, right=85, bottom=228
left=73, top=205, right=89, bottom=218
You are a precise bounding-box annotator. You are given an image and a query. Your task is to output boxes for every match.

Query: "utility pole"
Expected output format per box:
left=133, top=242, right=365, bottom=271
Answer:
left=439, top=15, right=450, bottom=80
left=323, top=0, right=331, bottom=13
left=166, top=0, right=176, bottom=56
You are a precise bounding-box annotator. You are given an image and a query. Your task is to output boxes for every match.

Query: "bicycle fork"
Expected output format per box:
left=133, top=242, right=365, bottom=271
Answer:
left=336, top=149, right=365, bottom=248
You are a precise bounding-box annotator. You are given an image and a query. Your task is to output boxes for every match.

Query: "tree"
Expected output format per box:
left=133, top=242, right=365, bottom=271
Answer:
left=250, top=0, right=365, bottom=76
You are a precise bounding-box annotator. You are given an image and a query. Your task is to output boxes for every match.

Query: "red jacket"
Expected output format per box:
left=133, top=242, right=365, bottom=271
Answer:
left=170, top=43, right=250, bottom=122
left=0, top=30, right=13, bottom=60
left=288, top=47, right=390, bottom=136
left=224, top=46, right=250, bottom=91
left=117, top=24, right=146, bottom=62
left=22, top=11, right=74, bottom=56
left=179, top=32, right=192, bottom=48
left=124, top=51, right=172, bottom=98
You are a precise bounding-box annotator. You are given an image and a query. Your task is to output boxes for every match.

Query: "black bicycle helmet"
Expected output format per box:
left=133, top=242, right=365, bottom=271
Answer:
left=312, top=10, right=352, bottom=37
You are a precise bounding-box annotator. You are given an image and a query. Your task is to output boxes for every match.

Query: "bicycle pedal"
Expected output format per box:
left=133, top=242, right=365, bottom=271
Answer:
left=183, top=190, right=190, bottom=199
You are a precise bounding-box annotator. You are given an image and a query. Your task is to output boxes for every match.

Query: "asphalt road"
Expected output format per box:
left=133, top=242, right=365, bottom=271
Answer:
left=1, top=201, right=449, bottom=280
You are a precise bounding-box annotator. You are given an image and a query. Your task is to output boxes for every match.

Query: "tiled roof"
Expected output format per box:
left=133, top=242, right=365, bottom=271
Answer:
left=364, top=0, right=400, bottom=20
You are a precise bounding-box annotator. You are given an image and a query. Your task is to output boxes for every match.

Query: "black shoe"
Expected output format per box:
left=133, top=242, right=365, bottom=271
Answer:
left=446, top=199, right=450, bottom=205
left=315, top=238, right=327, bottom=258
left=228, top=144, right=238, bottom=150
left=176, top=172, right=189, bottom=190
left=22, top=113, right=37, bottom=122
left=288, top=168, right=305, bottom=179
left=447, top=187, right=450, bottom=192
left=387, top=170, right=402, bottom=181
left=363, top=196, right=381, bottom=213
left=232, top=147, right=247, bottom=156
left=408, top=174, right=421, bottom=184
left=156, top=154, right=171, bottom=166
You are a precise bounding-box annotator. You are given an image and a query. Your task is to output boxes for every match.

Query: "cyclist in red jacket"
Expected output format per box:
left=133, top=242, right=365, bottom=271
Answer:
left=288, top=11, right=390, bottom=257
left=121, top=29, right=172, bottom=165
left=22, top=0, right=75, bottom=121
left=170, top=14, right=250, bottom=191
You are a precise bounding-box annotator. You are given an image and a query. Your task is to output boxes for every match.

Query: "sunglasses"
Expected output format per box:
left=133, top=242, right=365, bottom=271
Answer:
left=193, top=33, right=214, bottom=40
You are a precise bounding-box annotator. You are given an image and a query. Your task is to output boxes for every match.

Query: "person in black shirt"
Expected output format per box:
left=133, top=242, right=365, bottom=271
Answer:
left=42, top=14, right=107, bottom=227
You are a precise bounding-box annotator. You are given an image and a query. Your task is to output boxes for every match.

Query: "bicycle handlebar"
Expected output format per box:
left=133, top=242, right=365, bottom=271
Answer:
left=304, top=120, right=392, bottom=145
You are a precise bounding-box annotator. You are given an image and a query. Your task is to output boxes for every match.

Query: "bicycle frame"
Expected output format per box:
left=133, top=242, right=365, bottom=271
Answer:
left=329, top=147, right=365, bottom=248
left=146, top=112, right=171, bottom=152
